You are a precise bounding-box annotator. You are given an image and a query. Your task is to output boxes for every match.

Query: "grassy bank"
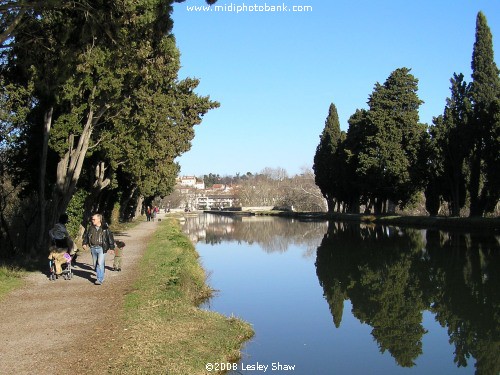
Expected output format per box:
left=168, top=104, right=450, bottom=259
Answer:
left=111, top=218, right=254, bottom=374
left=0, top=266, right=24, bottom=300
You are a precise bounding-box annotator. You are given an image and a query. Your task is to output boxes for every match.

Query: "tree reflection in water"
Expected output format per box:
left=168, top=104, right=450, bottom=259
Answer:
left=182, top=214, right=327, bottom=255
left=315, top=221, right=500, bottom=374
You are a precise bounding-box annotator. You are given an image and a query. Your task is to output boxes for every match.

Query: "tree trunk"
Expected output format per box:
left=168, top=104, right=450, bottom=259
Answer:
left=0, top=210, right=14, bottom=257
left=469, top=151, right=484, bottom=217
left=121, top=186, right=138, bottom=220
left=45, top=104, right=108, bottom=246
left=387, top=200, right=396, bottom=214
left=449, top=167, right=463, bottom=217
left=34, top=107, right=53, bottom=256
left=326, top=195, right=335, bottom=213
left=451, top=177, right=460, bottom=217
left=81, top=161, right=112, bottom=225
left=349, top=195, right=360, bottom=213
left=135, top=195, right=144, bottom=219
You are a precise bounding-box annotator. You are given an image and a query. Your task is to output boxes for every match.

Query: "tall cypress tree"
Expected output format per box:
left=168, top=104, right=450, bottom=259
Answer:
left=341, top=109, right=370, bottom=213
left=469, top=11, right=500, bottom=216
left=356, top=68, right=425, bottom=213
left=313, top=103, right=342, bottom=212
left=429, top=73, right=471, bottom=216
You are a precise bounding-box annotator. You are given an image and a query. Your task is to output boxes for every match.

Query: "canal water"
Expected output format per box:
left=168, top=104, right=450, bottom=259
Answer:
left=180, top=213, right=500, bottom=375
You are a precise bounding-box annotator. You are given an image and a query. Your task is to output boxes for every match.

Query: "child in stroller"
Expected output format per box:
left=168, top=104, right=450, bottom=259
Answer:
left=49, top=251, right=73, bottom=280
left=48, top=213, right=75, bottom=281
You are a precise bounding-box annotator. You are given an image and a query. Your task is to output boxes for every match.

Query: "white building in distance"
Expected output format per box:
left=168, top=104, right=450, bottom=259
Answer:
left=175, top=176, right=238, bottom=210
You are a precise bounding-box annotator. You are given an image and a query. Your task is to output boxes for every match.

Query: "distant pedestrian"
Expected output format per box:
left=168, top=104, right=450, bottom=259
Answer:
left=82, top=213, right=115, bottom=285
left=146, top=206, right=151, bottom=222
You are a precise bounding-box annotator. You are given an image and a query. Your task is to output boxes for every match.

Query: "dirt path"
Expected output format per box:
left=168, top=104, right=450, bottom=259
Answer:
left=0, top=215, right=164, bottom=375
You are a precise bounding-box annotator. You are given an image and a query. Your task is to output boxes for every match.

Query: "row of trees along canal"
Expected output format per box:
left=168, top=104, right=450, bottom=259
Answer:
left=0, top=0, right=218, bottom=259
left=313, top=12, right=499, bottom=218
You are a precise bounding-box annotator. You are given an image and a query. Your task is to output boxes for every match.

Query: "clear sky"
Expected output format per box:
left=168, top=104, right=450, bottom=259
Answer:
left=171, top=0, right=500, bottom=177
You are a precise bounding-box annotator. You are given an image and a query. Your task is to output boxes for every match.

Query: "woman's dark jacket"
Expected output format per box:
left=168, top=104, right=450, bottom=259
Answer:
left=82, top=223, right=115, bottom=253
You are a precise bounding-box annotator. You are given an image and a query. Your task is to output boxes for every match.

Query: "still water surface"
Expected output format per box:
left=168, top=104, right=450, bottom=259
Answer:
left=181, top=214, right=499, bottom=375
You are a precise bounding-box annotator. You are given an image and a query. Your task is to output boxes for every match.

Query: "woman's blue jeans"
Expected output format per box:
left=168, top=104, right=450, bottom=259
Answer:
left=90, top=246, right=106, bottom=283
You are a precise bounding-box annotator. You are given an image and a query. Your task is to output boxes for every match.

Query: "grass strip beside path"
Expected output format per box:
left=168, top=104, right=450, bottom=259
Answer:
left=111, top=218, right=254, bottom=374
left=0, top=266, right=24, bottom=300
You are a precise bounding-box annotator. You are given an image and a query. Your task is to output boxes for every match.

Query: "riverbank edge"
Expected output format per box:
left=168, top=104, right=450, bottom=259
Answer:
left=109, top=218, right=254, bottom=374
left=252, top=211, right=500, bottom=231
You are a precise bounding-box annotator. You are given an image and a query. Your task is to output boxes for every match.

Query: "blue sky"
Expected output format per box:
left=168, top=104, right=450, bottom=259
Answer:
left=172, top=0, right=500, bottom=177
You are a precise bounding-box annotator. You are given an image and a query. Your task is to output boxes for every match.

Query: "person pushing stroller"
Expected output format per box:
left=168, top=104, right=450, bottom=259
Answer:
left=48, top=213, right=75, bottom=280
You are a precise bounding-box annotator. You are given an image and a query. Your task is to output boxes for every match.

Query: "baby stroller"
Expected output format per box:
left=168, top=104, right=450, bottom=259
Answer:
left=49, top=251, right=73, bottom=281
left=48, top=213, right=74, bottom=281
